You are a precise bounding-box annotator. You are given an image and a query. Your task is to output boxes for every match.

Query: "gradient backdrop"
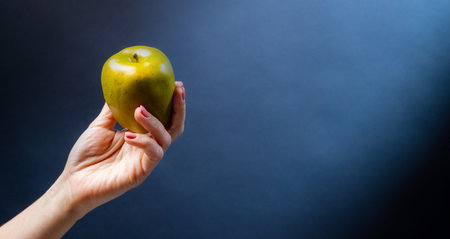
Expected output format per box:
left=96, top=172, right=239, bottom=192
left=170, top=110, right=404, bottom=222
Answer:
left=1, top=0, right=450, bottom=238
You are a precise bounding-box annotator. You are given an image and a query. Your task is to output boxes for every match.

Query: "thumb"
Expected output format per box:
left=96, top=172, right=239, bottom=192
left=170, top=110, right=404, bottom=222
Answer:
left=89, top=103, right=116, bottom=129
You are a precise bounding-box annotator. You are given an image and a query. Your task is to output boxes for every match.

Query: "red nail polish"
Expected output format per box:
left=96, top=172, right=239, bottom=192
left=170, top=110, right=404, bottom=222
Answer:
left=182, top=87, right=185, bottom=101
left=125, top=132, right=137, bottom=139
left=140, top=105, right=151, bottom=118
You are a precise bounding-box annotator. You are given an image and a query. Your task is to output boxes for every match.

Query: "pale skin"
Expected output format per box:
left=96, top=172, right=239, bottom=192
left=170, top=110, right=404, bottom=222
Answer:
left=0, top=81, right=186, bottom=239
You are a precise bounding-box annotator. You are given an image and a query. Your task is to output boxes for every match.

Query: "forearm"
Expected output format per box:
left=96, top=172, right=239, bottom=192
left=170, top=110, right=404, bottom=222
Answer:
left=0, top=178, right=83, bottom=239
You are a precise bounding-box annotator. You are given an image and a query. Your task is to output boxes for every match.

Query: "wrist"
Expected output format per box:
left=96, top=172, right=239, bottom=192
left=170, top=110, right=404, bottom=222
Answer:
left=45, top=176, right=86, bottom=222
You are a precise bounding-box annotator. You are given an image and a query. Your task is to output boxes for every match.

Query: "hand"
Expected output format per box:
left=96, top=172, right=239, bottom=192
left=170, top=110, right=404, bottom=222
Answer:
left=0, top=82, right=185, bottom=239
left=58, top=81, right=186, bottom=215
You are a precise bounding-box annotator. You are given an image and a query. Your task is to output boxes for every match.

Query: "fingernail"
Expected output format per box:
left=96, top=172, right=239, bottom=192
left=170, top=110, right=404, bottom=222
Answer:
left=177, top=81, right=184, bottom=88
left=140, top=105, right=151, bottom=118
left=182, top=87, right=185, bottom=101
left=125, top=132, right=137, bottom=139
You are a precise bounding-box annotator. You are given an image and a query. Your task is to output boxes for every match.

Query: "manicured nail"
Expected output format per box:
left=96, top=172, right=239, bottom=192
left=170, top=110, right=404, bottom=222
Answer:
left=181, top=87, right=185, bottom=101
left=140, top=105, right=151, bottom=118
left=125, top=132, right=137, bottom=139
left=175, top=81, right=183, bottom=88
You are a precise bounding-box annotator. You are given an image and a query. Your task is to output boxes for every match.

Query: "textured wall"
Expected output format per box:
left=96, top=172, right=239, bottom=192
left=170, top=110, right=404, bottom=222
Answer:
left=1, top=0, right=449, bottom=238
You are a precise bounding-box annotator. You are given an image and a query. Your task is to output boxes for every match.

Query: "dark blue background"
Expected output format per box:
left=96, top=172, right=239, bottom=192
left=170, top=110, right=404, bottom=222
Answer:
left=1, top=0, right=450, bottom=238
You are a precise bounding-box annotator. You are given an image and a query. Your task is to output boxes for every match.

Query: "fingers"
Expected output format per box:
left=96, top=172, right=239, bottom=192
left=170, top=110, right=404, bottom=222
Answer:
left=134, top=105, right=172, bottom=150
left=124, top=132, right=164, bottom=173
left=167, top=81, right=186, bottom=140
left=129, top=80, right=185, bottom=151
left=89, top=103, right=116, bottom=129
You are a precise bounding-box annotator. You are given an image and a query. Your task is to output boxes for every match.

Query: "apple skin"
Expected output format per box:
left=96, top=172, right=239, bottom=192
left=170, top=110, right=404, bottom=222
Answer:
left=101, top=46, right=175, bottom=133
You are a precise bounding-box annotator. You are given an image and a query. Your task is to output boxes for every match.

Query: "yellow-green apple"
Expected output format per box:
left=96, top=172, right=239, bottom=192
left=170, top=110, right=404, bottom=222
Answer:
left=101, top=46, right=175, bottom=133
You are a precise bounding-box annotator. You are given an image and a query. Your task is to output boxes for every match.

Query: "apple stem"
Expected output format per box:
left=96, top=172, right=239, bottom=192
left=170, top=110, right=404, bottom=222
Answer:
left=132, top=53, right=139, bottom=63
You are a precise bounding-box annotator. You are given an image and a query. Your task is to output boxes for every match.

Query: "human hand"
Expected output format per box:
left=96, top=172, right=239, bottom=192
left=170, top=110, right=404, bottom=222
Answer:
left=57, top=81, right=186, bottom=216
left=0, top=82, right=185, bottom=239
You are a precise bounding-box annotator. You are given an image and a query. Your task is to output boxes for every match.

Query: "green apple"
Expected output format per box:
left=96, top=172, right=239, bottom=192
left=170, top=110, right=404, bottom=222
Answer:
left=101, top=46, right=175, bottom=133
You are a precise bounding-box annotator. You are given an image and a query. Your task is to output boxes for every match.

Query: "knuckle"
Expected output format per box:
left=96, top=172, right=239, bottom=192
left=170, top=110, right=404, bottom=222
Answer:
left=175, top=125, right=185, bottom=135
left=145, top=140, right=164, bottom=161
left=169, top=124, right=184, bottom=141
left=164, top=132, right=172, bottom=145
left=154, top=147, right=164, bottom=160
